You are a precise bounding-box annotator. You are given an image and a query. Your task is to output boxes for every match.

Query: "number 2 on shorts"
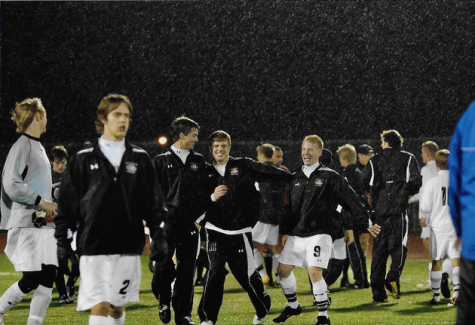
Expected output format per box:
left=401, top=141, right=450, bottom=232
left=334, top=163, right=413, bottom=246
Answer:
left=119, top=280, right=130, bottom=294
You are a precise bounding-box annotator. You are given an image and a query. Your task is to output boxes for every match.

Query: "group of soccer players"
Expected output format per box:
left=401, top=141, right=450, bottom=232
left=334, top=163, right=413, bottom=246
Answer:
left=0, top=94, right=470, bottom=325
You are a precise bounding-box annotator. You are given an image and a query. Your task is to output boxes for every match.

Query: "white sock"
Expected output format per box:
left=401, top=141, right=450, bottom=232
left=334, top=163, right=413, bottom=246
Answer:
left=452, top=266, right=460, bottom=298
left=253, top=249, right=266, bottom=278
left=430, top=271, right=442, bottom=300
left=272, top=254, right=281, bottom=282
left=280, top=272, right=299, bottom=309
left=0, top=281, right=28, bottom=318
left=27, top=285, right=53, bottom=325
left=442, top=259, right=454, bottom=276
left=312, top=279, right=328, bottom=317
left=108, top=312, right=125, bottom=325
left=89, top=315, right=112, bottom=325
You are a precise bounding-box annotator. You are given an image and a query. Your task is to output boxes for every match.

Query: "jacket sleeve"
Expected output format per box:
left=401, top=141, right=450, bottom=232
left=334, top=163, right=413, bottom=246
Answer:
left=448, top=119, right=463, bottom=236
left=407, top=154, right=422, bottom=196
left=54, top=154, right=80, bottom=241
left=334, top=173, right=370, bottom=230
left=245, top=158, right=293, bottom=182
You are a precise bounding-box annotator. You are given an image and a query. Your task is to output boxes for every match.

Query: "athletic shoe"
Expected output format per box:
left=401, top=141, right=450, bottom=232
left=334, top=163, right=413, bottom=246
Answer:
left=66, top=285, right=76, bottom=302
left=253, top=314, right=267, bottom=325
left=159, top=304, right=171, bottom=324
left=176, top=316, right=195, bottom=325
left=59, top=294, right=71, bottom=304
left=273, top=305, right=302, bottom=323
left=340, top=276, right=351, bottom=288
left=385, top=279, right=400, bottom=299
left=315, top=315, right=331, bottom=325
left=447, top=297, right=458, bottom=307
left=441, top=273, right=451, bottom=299
left=265, top=281, right=279, bottom=288
left=430, top=297, right=441, bottom=305
left=200, top=321, right=213, bottom=325
left=262, top=275, right=271, bottom=285
left=373, top=298, right=389, bottom=304
left=416, top=280, right=431, bottom=290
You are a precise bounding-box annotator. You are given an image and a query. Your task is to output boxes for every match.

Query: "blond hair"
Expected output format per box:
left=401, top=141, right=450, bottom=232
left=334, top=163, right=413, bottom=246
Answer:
left=337, top=144, right=357, bottom=164
left=11, top=98, right=46, bottom=133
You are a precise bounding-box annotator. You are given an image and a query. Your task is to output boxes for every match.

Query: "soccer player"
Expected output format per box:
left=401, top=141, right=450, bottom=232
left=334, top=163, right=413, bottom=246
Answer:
left=273, top=135, right=380, bottom=325
left=419, top=149, right=460, bottom=305
left=448, top=101, right=475, bottom=324
left=151, top=116, right=208, bottom=325
left=54, top=94, right=168, bottom=325
left=252, top=143, right=287, bottom=288
left=0, top=98, right=58, bottom=325
left=198, top=131, right=292, bottom=325
left=363, top=130, right=422, bottom=302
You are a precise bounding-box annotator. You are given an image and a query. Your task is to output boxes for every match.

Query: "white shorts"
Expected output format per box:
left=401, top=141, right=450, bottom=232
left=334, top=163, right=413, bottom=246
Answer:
left=252, top=221, right=279, bottom=246
left=430, top=232, right=461, bottom=261
left=330, top=237, right=346, bottom=260
left=5, top=228, right=58, bottom=272
left=280, top=234, right=332, bottom=269
left=77, top=255, right=141, bottom=311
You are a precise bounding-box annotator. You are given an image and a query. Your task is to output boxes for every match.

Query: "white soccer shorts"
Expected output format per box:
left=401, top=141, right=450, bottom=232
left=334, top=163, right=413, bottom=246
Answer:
left=280, top=234, right=332, bottom=269
left=77, top=254, right=141, bottom=311
left=252, top=221, right=279, bottom=246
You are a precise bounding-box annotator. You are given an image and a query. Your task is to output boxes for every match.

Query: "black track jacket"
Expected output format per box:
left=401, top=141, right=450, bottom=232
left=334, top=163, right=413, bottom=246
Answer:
left=54, top=140, right=168, bottom=256
left=281, top=164, right=370, bottom=241
left=153, top=148, right=208, bottom=227
left=363, top=148, right=422, bottom=217
left=205, top=157, right=292, bottom=231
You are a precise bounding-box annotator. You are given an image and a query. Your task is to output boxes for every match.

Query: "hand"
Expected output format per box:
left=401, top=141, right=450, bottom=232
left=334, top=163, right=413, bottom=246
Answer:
left=367, top=224, right=381, bottom=238
left=57, top=239, right=71, bottom=275
left=40, top=199, right=58, bottom=219
left=281, top=235, right=289, bottom=247
left=213, top=185, right=228, bottom=200
left=419, top=218, right=427, bottom=228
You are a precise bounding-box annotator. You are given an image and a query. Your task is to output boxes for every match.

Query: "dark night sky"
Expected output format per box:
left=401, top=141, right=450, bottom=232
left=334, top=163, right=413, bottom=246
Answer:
left=1, top=1, right=474, bottom=169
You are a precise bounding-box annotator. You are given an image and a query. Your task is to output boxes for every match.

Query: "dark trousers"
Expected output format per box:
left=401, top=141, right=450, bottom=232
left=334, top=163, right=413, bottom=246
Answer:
left=348, top=229, right=369, bottom=287
left=323, top=258, right=345, bottom=287
left=370, top=214, right=407, bottom=301
left=198, top=229, right=270, bottom=324
left=152, top=223, right=200, bottom=321
left=457, top=257, right=475, bottom=325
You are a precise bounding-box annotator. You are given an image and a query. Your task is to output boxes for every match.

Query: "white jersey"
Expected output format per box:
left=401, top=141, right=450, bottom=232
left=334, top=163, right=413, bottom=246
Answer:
left=1, top=134, right=53, bottom=229
left=420, top=170, right=456, bottom=239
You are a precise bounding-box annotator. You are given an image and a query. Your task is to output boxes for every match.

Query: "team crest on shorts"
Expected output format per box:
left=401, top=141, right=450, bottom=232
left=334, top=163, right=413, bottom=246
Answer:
left=125, top=162, right=138, bottom=174
left=230, top=167, right=239, bottom=176
left=190, top=163, right=199, bottom=171
left=314, top=179, right=324, bottom=187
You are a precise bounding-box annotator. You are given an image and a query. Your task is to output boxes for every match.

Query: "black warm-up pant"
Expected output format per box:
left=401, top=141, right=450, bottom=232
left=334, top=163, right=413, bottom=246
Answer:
left=152, top=223, right=200, bottom=321
left=370, top=214, right=408, bottom=301
left=347, top=229, right=369, bottom=287
left=457, top=257, right=475, bottom=325
left=198, top=229, right=271, bottom=324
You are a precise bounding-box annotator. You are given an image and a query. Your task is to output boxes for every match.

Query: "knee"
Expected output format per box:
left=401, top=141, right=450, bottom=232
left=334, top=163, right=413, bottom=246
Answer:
left=39, top=264, right=57, bottom=288
left=18, top=272, right=41, bottom=293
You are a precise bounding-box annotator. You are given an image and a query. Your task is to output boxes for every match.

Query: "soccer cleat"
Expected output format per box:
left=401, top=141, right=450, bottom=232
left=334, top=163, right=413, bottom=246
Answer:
left=262, top=275, right=271, bottom=285
left=447, top=296, right=458, bottom=306
left=66, top=285, right=76, bottom=302
left=59, top=294, right=72, bottom=304
left=176, top=316, right=195, bottom=325
left=340, top=275, right=351, bottom=288
left=253, top=314, right=267, bottom=325
left=158, top=304, right=171, bottom=324
left=373, top=298, right=389, bottom=304
left=273, top=305, right=302, bottom=323
left=315, top=315, right=331, bottom=325
left=416, top=280, right=431, bottom=290
left=385, top=279, right=400, bottom=299
left=430, top=297, right=441, bottom=305
left=200, top=321, right=213, bottom=325
left=441, top=273, right=451, bottom=299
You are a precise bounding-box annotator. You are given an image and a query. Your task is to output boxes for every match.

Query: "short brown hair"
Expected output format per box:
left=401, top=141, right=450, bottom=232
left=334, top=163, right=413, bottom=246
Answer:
left=303, top=135, right=324, bottom=150
left=422, top=141, right=439, bottom=158
left=435, top=149, right=449, bottom=170
left=171, top=116, right=200, bottom=142
left=96, top=94, right=133, bottom=134
left=11, top=98, right=46, bottom=133
left=256, top=143, right=275, bottom=159
left=208, top=130, right=231, bottom=148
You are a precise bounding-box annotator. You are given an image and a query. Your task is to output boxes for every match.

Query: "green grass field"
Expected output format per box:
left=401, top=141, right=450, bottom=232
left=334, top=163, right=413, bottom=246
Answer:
left=0, top=255, right=456, bottom=325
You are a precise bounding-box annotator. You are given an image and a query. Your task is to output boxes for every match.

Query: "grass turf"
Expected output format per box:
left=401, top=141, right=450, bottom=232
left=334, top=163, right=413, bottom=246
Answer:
left=0, top=255, right=456, bottom=324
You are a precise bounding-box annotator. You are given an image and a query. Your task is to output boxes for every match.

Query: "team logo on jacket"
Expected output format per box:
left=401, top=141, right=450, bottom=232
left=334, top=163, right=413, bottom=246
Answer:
left=190, top=163, right=199, bottom=171
left=314, top=179, right=324, bottom=187
left=230, top=167, right=239, bottom=176
left=125, top=162, right=138, bottom=174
